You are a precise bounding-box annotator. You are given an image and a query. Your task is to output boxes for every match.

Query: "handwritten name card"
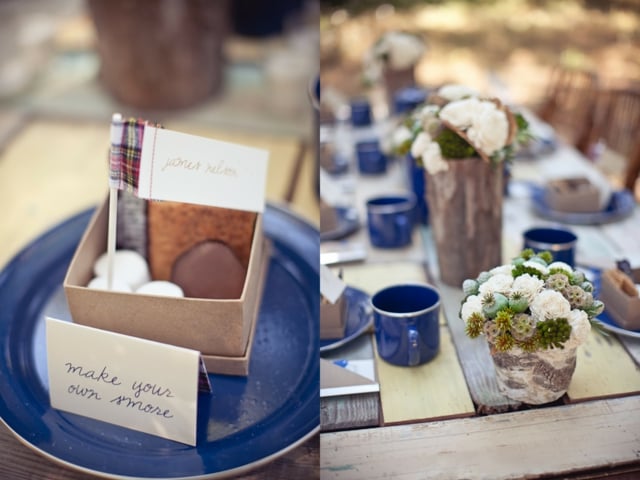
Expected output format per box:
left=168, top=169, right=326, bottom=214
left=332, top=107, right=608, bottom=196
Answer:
left=137, top=126, right=269, bottom=212
left=46, top=317, right=205, bottom=446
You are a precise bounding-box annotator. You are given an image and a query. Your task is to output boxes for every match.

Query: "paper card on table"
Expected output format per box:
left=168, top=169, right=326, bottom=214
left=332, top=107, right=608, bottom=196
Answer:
left=46, top=317, right=206, bottom=446
left=320, top=265, right=347, bottom=304
left=320, top=358, right=379, bottom=398
left=137, top=126, right=269, bottom=212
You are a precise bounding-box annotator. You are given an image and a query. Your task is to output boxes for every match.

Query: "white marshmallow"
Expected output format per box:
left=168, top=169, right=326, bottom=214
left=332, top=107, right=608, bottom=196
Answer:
left=136, top=281, right=184, bottom=298
left=93, top=250, right=150, bottom=290
left=87, top=276, right=132, bottom=293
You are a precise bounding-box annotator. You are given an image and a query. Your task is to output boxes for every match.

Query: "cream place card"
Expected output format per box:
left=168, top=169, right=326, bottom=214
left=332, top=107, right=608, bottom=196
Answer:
left=46, top=317, right=207, bottom=446
left=320, top=265, right=346, bottom=304
left=137, top=126, right=269, bottom=212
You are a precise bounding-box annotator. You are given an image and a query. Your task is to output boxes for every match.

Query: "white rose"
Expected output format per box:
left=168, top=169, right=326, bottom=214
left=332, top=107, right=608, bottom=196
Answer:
left=530, top=290, right=571, bottom=321
left=410, top=131, right=432, bottom=159
left=437, top=84, right=479, bottom=102
left=511, top=274, right=544, bottom=303
left=382, top=32, right=425, bottom=70
left=461, top=295, right=483, bottom=323
left=439, top=98, right=483, bottom=129
left=478, top=273, right=514, bottom=296
left=465, top=101, right=509, bottom=156
left=490, top=264, right=513, bottom=276
left=422, top=141, right=449, bottom=175
left=564, top=309, right=591, bottom=348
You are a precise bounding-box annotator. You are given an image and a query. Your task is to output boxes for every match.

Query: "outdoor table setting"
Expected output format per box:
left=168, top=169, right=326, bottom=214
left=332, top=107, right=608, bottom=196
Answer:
left=318, top=83, right=640, bottom=479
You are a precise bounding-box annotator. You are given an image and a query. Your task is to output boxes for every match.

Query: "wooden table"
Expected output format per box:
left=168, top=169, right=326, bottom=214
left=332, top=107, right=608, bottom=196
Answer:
left=0, top=117, right=319, bottom=479
left=320, top=135, right=640, bottom=479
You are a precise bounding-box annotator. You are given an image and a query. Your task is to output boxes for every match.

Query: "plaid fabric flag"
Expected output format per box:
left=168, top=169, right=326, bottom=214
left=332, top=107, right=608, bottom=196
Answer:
left=109, top=117, right=161, bottom=194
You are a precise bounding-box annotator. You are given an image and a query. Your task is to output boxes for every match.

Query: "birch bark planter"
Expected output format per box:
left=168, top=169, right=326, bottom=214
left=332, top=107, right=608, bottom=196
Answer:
left=425, top=157, right=503, bottom=287
left=491, top=346, right=577, bottom=404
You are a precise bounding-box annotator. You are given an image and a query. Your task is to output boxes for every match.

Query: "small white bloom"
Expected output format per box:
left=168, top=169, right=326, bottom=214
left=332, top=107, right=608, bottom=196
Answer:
left=490, top=264, right=513, bottom=276
left=478, top=273, right=514, bottom=296
left=564, top=309, right=591, bottom=348
left=530, top=289, right=571, bottom=321
left=465, top=101, right=509, bottom=156
left=461, top=295, right=483, bottom=323
left=548, top=261, right=573, bottom=274
left=410, top=131, right=432, bottom=159
left=437, top=84, right=479, bottom=102
left=372, top=32, right=425, bottom=70
left=523, top=260, right=549, bottom=276
left=422, top=141, right=449, bottom=175
left=511, top=274, right=544, bottom=303
left=392, top=125, right=413, bottom=149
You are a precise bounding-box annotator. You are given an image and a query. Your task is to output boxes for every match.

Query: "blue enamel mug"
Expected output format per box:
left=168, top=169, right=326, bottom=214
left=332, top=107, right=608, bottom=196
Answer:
left=372, top=283, right=441, bottom=367
left=523, top=227, right=577, bottom=266
left=356, top=140, right=387, bottom=175
left=366, top=193, right=416, bottom=248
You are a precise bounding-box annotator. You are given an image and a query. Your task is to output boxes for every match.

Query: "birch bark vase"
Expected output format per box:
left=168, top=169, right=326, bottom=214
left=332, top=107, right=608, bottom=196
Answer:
left=490, top=346, right=578, bottom=404
left=425, top=157, right=503, bottom=287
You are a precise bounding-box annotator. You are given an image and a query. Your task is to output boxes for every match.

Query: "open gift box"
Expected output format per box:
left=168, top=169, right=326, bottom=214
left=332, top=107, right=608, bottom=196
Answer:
left=599, top=267, right=640, bottom=330
left=63, top=196, right=268, bottom=376
left=545, top=177, right=601, bottom=213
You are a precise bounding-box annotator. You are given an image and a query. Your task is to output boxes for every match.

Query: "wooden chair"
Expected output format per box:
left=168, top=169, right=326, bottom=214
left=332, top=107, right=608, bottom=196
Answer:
left=585, top=87, right=640, bottom=192
left=538, top=65, right=599, bottom=153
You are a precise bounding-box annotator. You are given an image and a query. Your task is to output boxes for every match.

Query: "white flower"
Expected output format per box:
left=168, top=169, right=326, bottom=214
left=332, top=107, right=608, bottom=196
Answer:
left=530, top=290, right=571, bottom=321
left=437, top=84, right=480, bottom=102
left=461, top=295, right=483, bottom=323
left=422, top=142, right=448, bottom=175
left=490, top=264, right=513, bottom=276
left=511, top=274, right=544, bottom=303
left=373, top=31, right=425, bottom=70
left=411, top=131, right=432, bottom=159
left=478, top=273, right=514, bottom=296
left=548, top=262, right=573, bottom=274
left=465, top=101, right=509, bottom=156
left=439, top=98, right=483, bottom=129
left=564, top=309, right=591, bottom=348
left=523, top=260, right=549, bottom=276
left=392, top=125, right=413, bottom=149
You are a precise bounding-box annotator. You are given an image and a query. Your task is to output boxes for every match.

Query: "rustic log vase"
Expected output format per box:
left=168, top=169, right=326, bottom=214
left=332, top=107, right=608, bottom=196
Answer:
left=87, top=0, right=230, bottom=109
left=425, top=157, right=503, bottom=287
left=491, top=346, right=578, bottom=404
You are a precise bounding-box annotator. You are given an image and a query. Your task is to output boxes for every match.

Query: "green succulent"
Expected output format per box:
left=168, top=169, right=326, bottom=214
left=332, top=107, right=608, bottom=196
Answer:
left=434, top=128, right=476, bottom=158
left=536, top=318, right=572, bottom=349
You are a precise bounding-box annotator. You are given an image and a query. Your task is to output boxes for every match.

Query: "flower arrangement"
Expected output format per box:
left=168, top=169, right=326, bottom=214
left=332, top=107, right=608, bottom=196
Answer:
left=460, top=249, right=604, bottom=353
left=363, top=31, right=426, bottom=84
left=392, top=84, right=532, bottom=175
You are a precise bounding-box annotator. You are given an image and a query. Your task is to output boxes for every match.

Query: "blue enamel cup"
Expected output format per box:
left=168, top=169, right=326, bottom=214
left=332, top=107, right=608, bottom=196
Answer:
left=366, top=193, right=416, bottom=248
left=356, top=140, right=387, bottom=175
left=523, top=227, right=577, bottom=266
left=372, top=283, right=441, bottom=367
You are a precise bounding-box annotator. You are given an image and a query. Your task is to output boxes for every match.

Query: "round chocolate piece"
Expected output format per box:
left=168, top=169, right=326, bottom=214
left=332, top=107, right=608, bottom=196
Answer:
left=170, top=240, right=246, bottom=299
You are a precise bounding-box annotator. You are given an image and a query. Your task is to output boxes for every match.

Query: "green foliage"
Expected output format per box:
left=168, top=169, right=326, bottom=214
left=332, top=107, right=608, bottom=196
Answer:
left=434, top=128, right=476, bottom=158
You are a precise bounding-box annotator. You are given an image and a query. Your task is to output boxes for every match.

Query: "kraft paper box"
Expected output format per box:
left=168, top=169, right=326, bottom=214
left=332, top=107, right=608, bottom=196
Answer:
left=599, top=268, right=640, bottom=331
left=545, top=177, right=600, bottom=213
left=63, top=196, right=268, bottom=376
left=320, top=294, right=346, bottom=339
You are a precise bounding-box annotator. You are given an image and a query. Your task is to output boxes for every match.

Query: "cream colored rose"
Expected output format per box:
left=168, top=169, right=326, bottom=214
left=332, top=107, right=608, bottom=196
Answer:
left=530, top=290, right=571, bottom=321
left=478, top=273, right=514, bottom=296
left=511, top=274, right=544, bottom=303
left=465, top=101, right=509, bottom=156
left=564, top=309, right=591, bottom=348
left=439, top=98, right=482, bottom=129
left=437, top=84, right=479, bottom=102
left=461, top=295, right=483, bottom=323
left=374, top=31, right=425, bottom=70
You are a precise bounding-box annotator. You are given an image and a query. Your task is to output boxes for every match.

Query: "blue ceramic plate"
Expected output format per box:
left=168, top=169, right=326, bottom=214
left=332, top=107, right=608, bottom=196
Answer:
left=320, top=287, right=373, bottom=353
left=530, top=186, right=635, bottom=225
left=320, top=206, right=360, bottom=242
left=595, top=310, right=640, bottom=339
left=0, top=204, right=319, bottom=479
